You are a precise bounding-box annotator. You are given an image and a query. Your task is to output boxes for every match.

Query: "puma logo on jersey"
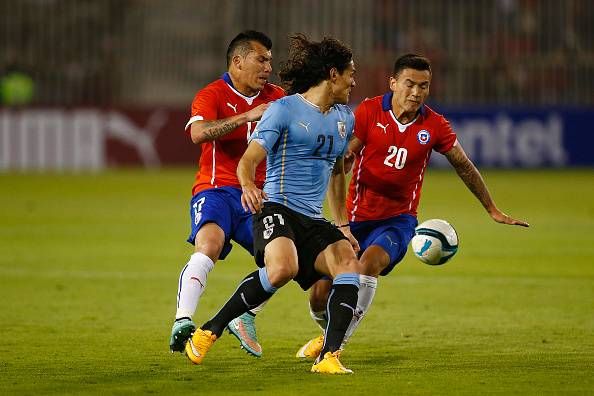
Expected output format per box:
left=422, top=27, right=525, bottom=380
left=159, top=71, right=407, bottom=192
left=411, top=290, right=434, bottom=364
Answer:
left=298, top=121, right=311, bottom=133
left=227, top=102, right=238, bottom=113
left=376, top=122, right=389, bottom=134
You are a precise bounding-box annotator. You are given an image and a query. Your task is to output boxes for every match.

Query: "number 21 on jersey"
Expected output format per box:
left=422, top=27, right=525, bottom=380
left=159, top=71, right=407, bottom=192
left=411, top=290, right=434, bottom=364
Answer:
left=384, top=146, right=407, bottom=169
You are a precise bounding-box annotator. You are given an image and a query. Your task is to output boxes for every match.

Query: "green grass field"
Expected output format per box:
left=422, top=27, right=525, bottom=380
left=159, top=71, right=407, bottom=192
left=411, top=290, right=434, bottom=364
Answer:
left=1, top=169, right=593, bottom=395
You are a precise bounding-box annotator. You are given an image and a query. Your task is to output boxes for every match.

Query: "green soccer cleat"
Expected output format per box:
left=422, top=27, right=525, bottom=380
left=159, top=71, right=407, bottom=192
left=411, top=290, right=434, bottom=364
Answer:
left=169, top=317, right=196, bottom=353
left=227, top=312, right=263, bottom=357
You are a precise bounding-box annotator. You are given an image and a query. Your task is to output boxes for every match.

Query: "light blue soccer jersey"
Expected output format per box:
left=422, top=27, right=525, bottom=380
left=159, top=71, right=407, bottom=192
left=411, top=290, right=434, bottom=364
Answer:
left=250, top=94, right=354, bottom=218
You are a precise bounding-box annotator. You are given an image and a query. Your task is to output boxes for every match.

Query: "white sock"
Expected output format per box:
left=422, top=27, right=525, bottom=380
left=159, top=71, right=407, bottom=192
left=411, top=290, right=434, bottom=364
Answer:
left=310, top=308, right=328, bottom=333
left=248, top=300, right=268, bottom=316
left=175, top=252, right=214, bottom=319
left=341, top=274, right=377, bottom=347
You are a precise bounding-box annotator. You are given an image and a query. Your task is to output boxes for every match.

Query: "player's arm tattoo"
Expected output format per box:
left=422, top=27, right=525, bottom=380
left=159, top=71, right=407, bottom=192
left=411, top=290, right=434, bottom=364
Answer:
left=200, top=119, right=242, bottom=141
left=445, top=144, right=496, bottom=212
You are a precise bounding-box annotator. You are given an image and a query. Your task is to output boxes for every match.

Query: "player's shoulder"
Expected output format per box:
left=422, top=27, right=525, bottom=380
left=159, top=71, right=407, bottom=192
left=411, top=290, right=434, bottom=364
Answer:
left=268, top=93, right=293, bottom=107
left=261, top=82, right=286, bottom=99
left=355, top=94, right=384, bottom=113
left=361, top=94, right=385, bottom=107
left=271, top=93, right=304, bottom=109
left=334, top=103, right=354, bottom=117
left=420, top=104, right=448, bottom=124
left=194, top=78, right=227, bottom=97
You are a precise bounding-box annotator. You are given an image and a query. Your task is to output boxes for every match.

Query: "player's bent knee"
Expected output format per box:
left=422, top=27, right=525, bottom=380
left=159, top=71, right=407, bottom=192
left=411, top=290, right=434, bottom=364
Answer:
left=264, top=262, right=298, bottom=287
left=262, top=237, right=298, bottom=287
left=341, top=257, right=362, bottom=273
left=194, top=224, right=225, bottom=261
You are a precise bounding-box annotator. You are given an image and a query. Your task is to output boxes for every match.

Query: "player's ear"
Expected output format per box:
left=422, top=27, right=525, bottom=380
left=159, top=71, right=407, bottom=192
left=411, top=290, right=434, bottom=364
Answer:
left=389, top=76, right=397, bottom=91
left=329, top=67, right=339, bottom=82
left=233, top=54, right=243, bottom=70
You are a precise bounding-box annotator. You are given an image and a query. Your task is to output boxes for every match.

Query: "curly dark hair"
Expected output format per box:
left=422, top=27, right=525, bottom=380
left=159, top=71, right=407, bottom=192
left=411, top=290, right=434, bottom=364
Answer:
left=279, top=34, right=353, bottom=95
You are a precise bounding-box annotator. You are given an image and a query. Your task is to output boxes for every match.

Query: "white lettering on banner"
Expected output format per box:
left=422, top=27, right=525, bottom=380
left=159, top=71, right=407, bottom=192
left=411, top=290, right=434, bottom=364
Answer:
left=0, top=109, right=167, bottom=171
left=430, top=114, right=567, bottom=168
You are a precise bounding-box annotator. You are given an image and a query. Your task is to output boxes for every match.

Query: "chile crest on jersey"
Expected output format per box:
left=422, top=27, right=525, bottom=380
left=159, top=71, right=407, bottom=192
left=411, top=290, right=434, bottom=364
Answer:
left=417, top=129, right=430, bottom=145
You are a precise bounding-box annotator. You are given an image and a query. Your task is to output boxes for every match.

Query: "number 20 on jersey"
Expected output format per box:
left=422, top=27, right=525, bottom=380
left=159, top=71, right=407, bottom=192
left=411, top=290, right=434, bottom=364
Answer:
left=383, top=146, right=408, bottom=169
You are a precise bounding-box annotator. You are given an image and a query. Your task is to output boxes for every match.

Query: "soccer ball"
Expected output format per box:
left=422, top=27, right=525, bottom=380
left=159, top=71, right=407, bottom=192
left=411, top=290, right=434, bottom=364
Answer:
left=411, top=219, right=459, bottom=265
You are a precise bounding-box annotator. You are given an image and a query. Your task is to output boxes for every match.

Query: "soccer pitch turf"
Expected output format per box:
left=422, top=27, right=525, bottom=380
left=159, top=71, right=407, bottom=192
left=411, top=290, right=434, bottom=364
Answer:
left=1, top=169, right=593, bottom=395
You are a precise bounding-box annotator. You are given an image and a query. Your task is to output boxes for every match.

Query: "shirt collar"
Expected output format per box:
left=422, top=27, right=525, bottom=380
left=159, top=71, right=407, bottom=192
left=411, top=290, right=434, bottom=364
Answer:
left=222, top=72, right=234, bottom=87
left=381, top=92, right=426, bottom=116
left=221, top=72, right=260, bottom=105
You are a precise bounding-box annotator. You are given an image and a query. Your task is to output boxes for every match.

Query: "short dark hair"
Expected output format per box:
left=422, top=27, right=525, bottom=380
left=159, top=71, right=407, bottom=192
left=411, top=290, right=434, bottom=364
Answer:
left=393, top=54, right=431, bottom=78
left=226, top=30, right=272, bottom=68
left=279, top=34, right=353, bottom=95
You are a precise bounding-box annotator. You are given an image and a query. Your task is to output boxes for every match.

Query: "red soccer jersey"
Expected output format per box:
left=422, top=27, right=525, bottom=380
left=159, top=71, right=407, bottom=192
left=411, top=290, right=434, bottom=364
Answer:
left=186, top=73, right=285, bottom=195
left=347, top=93, right=457, bottom=222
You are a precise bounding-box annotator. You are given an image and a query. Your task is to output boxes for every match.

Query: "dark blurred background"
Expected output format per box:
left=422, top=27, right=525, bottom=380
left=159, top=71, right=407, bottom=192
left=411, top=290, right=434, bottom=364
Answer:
left=1, top=0, right=593, bottom=170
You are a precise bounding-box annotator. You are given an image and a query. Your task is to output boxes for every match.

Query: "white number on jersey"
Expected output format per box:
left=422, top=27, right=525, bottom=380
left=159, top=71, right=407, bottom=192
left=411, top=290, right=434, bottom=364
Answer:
left=383, top=146, right=408, bottom=169
left=262, top=213, right=285, bottom=239
left=192, top=197, right=206, bottom=225
left=246, top=121, right=258, bottom=141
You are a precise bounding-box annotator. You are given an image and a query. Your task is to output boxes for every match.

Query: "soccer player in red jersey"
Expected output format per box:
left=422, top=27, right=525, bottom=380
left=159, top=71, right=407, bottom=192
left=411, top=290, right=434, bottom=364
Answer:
left=296, top=54, right=529, bottom=359
left=169, top=31, right=284, bottom=357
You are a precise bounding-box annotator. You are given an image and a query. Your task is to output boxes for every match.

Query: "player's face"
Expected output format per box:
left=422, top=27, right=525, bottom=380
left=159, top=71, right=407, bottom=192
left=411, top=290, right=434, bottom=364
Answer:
left=332, top=61, right=356, bottom=104
left=238, top=41, right=273, bottom=95
left=390, top=68, right=431, bottom=114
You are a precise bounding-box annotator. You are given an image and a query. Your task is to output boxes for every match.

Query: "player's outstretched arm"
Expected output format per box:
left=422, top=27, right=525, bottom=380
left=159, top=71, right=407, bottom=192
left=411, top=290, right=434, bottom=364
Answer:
left=327, top=157, right=360, bottom=252
left=444, top=142, right=529, bottom=227
left=238, top=141, right=268, bottom=214
left=190, top=103, right=271, bottom=144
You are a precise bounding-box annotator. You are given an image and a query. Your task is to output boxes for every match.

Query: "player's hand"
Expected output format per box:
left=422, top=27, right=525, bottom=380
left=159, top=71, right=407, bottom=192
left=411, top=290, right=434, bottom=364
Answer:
left=340, top=226, right=360, bottom=253
left=241, top=183, right=268, bottom=214
left=490, top=209, right=530, bottom=227
left=245, top=103, right=271, bottom=122
left=343, top=150, right=355, bottom=173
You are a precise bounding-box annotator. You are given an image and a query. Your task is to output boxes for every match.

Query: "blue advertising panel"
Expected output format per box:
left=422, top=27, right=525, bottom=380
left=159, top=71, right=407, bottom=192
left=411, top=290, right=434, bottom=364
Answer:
left=428, top=108, right=594, bottom=168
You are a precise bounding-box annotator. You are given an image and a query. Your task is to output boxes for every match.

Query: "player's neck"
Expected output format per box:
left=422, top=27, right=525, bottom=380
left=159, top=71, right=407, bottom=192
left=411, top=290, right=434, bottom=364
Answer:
left=227, top=70, right=259, bottom=97
left=391, top=102, right=417, bottom=124
left=301, top=84, right=333, bottom=113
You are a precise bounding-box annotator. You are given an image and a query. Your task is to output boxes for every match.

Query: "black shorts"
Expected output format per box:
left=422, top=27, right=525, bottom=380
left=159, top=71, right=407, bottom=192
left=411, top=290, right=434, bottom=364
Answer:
left=253, top=202, right=347, bottom=290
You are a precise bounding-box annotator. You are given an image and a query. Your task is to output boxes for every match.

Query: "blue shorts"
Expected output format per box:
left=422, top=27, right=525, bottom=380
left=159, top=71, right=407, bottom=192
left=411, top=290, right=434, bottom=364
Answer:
left=186, top=186, right=253, bottom=260
left=350, top=214, right=418, bottom=276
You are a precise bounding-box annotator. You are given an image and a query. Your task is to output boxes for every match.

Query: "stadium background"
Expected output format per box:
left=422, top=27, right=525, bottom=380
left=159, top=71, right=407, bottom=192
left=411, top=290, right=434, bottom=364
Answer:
left=1, top=0, right=593, bottom=169
left=1, top=1, right=593, bottom=394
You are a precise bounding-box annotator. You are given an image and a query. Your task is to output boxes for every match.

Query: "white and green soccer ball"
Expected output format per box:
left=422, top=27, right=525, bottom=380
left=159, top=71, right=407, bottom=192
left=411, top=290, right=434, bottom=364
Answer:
left=411, top=219, right=459, bottom=265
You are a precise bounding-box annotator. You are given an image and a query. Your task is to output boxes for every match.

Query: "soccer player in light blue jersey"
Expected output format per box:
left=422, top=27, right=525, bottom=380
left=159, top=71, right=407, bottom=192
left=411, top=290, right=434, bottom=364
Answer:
left=184, top=34, right=362, bottom=374
left=296, top=54, right=530, bottom=361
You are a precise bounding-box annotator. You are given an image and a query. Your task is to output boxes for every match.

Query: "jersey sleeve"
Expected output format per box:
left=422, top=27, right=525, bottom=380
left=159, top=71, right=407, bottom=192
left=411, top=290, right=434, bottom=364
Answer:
left=249, top=100, right=287, bottom=152
left=432, top=115, right=457, bottom=154
left=353, top=100, right=370, bottom=143
left=185, top=86, right=218, bottom=130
